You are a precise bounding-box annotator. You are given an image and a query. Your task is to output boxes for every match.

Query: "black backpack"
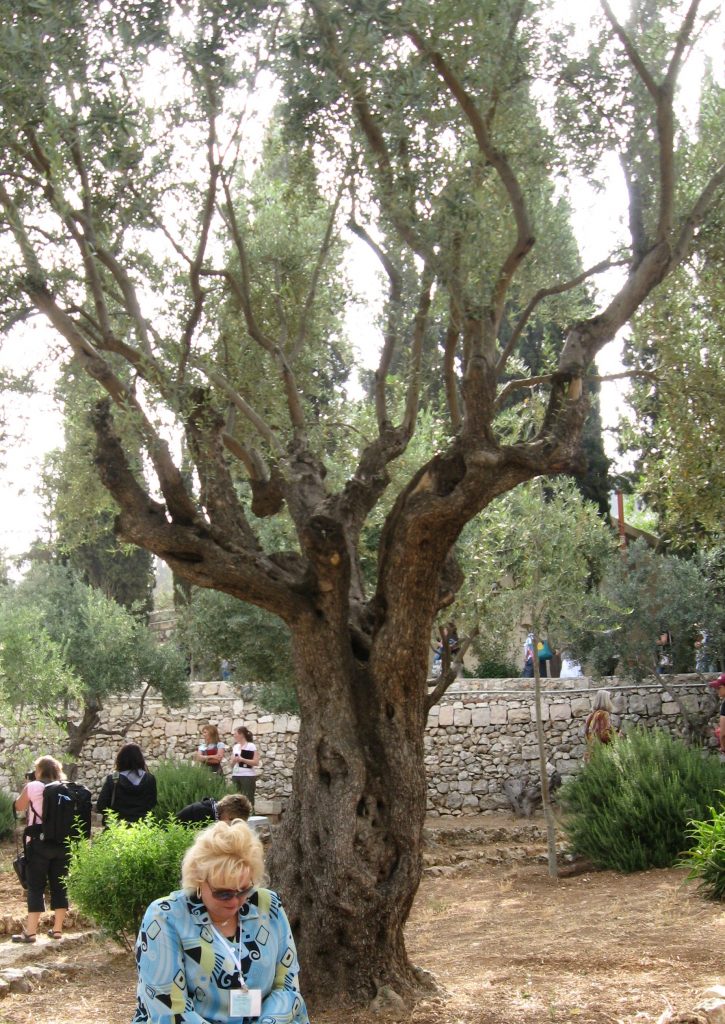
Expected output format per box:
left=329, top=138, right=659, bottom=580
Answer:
left=40, top=781, right=93, bottom=842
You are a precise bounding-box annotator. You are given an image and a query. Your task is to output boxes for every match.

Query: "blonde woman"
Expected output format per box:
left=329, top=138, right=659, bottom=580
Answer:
left=12, top=755, right=69, bottom=942
left=133, top=820, right=309, bottom=1023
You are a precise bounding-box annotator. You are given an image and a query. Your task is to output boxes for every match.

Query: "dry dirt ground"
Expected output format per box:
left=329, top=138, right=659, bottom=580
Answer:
left=0, top=815, right=723, bottom=1024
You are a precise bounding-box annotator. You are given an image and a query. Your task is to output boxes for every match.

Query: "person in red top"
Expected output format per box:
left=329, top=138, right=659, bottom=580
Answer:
left=708, top=674, right=725, bottom=753
left=584, top=689, right=616, bottom=760
left=193, top=724, right=226, bottom=775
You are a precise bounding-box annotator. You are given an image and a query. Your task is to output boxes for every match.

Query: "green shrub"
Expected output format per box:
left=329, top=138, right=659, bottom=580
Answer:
left=153, top=759, right=233, bottom=821
left=0, top=790, right=15, bottom=841
left=65, top=816, right=197, bottom=950
left=560, top=727, right=725, bottom=872
left=680, top=803, right=725, bottom=900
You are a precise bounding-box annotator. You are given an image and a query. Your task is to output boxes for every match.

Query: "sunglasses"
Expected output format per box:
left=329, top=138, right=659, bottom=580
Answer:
left=209, top=885, right=253, bottom=903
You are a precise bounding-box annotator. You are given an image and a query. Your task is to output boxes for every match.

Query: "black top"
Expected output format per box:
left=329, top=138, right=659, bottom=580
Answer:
left=96, top=771, right=157, bottom=824
left=175, top=797, right=217, bottom=824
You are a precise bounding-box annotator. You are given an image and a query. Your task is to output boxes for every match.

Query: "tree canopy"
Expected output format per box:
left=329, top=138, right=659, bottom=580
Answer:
left=0, top=0, right=723, bottom=1007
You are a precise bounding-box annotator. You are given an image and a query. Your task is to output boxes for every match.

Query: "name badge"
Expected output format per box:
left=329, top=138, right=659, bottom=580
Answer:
left=229, top=987, right=262, bottom=1018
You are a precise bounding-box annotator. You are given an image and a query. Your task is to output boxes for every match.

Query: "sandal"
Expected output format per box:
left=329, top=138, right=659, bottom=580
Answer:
left=47, top=930, right=63, bottom=940
left=11, top=930, right=37, bottom=943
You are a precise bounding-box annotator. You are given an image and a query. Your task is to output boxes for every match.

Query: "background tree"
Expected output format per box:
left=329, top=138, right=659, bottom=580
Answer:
left=0, top=0, right=722, bottom=1007
left=0, top=565, right=188, bottom=769
left=39, top=369, right=155, bottom=614
left=567, top=537, right=719, bottom=679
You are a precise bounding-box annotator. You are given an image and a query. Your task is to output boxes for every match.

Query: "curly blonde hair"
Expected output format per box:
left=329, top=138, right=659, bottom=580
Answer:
left=181, top=820, right=266, bottom=892
left=33, top=755, right=66, bottom=783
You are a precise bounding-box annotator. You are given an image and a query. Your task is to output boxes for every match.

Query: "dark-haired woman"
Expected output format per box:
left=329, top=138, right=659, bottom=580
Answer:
left=96, top=743, right=157, bottom=825
left=231, top=725, right=259, bottom=808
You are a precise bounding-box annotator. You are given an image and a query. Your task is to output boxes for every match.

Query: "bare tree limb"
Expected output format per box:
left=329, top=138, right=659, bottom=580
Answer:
left=402, top=265, right=433, bottom=436
left=290, top=170, right=347, bottom=361
left=347, top=218, right=403, bottom=431
left=497, top=258, right=621, bottom=375
left=407, top=26, right=534, bottom=332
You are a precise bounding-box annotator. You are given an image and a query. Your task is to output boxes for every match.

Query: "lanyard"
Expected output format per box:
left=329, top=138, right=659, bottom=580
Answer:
left=212, top=921, right=247, bottom=990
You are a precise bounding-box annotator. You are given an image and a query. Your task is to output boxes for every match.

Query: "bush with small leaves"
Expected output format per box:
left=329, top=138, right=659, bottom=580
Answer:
left=0, top=789, right=15, bottom=840
left=153, top=759, right=233, bottom=821
left=560, top=727, right=725, bottom=872
left=65, top=815, right=198, bottom=950
left=680, top=803, right=725, bottom=900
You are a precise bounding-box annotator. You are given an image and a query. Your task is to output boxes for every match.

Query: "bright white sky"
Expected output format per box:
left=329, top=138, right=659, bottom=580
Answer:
left=0, top=0, right=720, bottom=565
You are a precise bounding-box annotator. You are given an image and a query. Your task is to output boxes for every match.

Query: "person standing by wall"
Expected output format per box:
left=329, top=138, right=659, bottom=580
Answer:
left=231, top=725, right=260, bottom=809
left=584, top=689, right=616, bottom=759
left=708, top=674, right=725, bottom=754
left=194, top=724, right=226, bottom=775
left=96, top=743, right=157, bottom=825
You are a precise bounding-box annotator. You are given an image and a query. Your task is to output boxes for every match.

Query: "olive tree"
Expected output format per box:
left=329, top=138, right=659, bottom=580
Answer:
left=0, top=0, right=722, bottom=1006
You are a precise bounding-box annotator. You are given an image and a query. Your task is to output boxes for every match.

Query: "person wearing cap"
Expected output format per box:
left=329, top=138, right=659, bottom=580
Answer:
left=708, top=673, right=725, bottom=754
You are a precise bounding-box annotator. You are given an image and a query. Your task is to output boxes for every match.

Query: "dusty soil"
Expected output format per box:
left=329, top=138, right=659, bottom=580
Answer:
left=0, top=818, right=723, bottom=1024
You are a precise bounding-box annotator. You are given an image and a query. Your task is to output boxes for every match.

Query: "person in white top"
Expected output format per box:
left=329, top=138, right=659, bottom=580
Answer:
left=231, top=726, right=260, bottom=809
left=560, top=652, right=584, bottom=678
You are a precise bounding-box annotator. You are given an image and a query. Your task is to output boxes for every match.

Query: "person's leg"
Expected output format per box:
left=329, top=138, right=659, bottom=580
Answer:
left=239, top=776, right=256, bottom=810
left=47, top=847, right=70, bottom=936
left=13, top=842, right=46, bottom=941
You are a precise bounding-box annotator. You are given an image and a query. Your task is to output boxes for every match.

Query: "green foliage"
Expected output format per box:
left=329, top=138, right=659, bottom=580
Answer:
left=5, top=564, right=189, bottom=705
left=153, top=760, right=233, bottom=822
left=560, top=728, right=725, bottom=872
left=0, top=789, right=15, bottom=840
left=567, top=538, right=717, bottom=679
left=176, top=588, right=294, bottom=689
left=680, top=803, right=725, bottom=900
left=456, top=478, right=617, bottom=663
left=65, top=816, right=197, bottom=950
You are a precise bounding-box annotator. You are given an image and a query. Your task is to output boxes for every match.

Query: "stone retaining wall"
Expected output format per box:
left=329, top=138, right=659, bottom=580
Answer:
left=0, top=675, right=717, bottom=817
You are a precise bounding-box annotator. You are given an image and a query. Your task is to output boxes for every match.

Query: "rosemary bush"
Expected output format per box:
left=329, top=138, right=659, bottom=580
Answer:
left=560, top=727, right=725, bottom=872
left=153, top=759, right=233, bottom=821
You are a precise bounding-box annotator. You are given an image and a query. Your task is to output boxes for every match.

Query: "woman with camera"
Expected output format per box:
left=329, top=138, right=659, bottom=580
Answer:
left=12, top=755, right=69, bottom=943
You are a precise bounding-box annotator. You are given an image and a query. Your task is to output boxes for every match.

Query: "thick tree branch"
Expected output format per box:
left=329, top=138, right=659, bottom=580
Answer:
left=402, top=265, right=433, bottom=436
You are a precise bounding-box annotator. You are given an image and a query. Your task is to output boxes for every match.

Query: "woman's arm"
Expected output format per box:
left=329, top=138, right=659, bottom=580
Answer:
left=205, top=744, right=225, bottom=766
left=13, top=783, right=30, bottom=814
left=258, top=898, right=309, bottom=1024
left=95, top=776, right=113, bottom=815
left=241, top=746, right=260, bottom=768
left=135, top=903, right=210, bottom=1024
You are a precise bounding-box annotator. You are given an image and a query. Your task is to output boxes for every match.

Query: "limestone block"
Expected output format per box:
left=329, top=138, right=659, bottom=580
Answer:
left=255, top=720, right=274, bottom=734
left=462, top=794, right=479, bottom=809
left=436, top=782, right=449, bottom=794
left=445, top=792, right=463, bottom=809
left=438, top=706, right=455, bottom=727
left=286, top=718, right=300, bottom=732
left=549, top=702, right=571, bottom=721
left=201, top=682, right=220, bottom=696
left=471, top=708, right=490, bottom=727
left=165, top=720, right=187, bottom=737
left=458, top=780, right=472, bottom=794
left=508, top=708, right=530, bottom=724
left=522, top=745, right=539, bottom=760
left=489, top=705, right=508, bottom=725
left=453, top=708, right=472, bottom=726
left=662, top=701, right=680, bottom=715
left=570, top=698, right=591, bottom=716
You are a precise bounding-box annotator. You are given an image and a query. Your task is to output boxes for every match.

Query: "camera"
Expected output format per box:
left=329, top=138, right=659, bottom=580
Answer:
left=25, top=770, right=35, bottom=781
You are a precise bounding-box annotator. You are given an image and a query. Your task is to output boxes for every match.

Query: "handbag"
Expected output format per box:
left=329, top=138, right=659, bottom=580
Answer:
left=12, top=852, right=27, bottom=889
